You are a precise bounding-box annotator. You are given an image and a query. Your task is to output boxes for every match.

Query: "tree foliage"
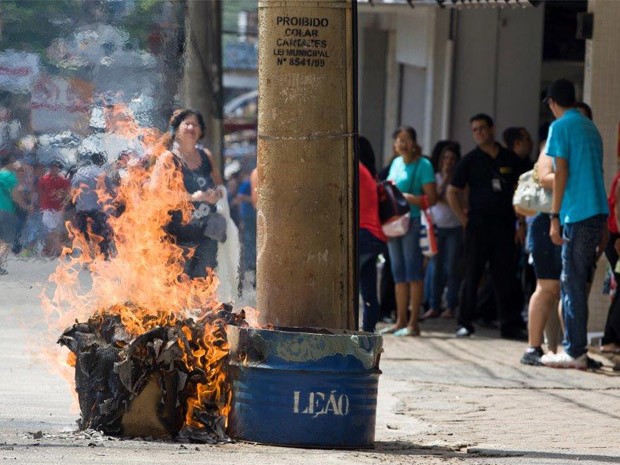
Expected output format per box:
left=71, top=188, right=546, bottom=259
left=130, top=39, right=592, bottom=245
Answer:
left=1, top=0, right=81, bottom=54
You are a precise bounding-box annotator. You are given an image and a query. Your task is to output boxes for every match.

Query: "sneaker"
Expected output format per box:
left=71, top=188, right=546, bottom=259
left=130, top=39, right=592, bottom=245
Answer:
left=455, top=326, right=473, bottom=338
left=540, top=351, right=588, bottom=370
left=520, top=347, right=544, bottom=366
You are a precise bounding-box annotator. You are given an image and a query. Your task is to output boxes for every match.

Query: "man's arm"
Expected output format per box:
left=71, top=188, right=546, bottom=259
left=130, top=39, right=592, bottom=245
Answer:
left=447, top=185, right=468, bottom=228
left=549, top=157, right=568, bottom=245
left=250, top=168, right=258, bottom=208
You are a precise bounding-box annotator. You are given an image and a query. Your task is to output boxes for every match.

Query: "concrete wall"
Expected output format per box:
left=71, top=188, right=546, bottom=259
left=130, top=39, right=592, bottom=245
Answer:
left=359, top=5, right=544, bottom=162
left=451, top=7, right=544, bottom=154
left=360, top=29, right=389, bottom=168
left=584, top=0, right=620, bottom=183
left=584, top=0, right=620, bottom=334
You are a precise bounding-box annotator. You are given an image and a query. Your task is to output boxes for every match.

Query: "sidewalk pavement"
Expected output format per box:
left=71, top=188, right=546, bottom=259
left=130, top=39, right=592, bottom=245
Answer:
left=0, top=259, right=618, bottom=465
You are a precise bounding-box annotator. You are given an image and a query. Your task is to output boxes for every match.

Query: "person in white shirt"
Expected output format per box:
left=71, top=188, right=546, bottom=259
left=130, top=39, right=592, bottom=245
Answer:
left=424, top=143, right=463, bottom=319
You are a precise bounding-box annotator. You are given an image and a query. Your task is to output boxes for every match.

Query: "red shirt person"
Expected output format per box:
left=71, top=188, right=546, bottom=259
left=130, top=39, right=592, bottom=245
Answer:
left=358, top=137, right=388, bottom=333
left=37, top=160, right=70, bottom=256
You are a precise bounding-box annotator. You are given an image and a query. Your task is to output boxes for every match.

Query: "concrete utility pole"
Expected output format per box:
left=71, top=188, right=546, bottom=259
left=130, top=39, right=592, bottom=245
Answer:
left=256, top=0, right=356, bottom=329
left=183, top=0, right=224, bottom=171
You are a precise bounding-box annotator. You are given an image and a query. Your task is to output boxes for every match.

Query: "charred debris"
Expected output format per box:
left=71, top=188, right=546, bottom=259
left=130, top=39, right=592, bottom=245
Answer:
left=58, top=303, right=247, bottom=443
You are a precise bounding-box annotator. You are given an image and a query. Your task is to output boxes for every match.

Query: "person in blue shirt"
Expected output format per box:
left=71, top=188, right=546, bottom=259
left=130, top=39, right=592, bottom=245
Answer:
left=235, top=170, right=257, bottom=283
left=542, top=78, right=608, bottom=369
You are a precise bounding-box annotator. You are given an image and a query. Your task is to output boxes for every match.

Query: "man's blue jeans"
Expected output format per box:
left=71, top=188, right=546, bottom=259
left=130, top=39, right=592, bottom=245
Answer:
left=561, top=214, right=606, bottom=358
left=430, top=226, right=463, bottom=310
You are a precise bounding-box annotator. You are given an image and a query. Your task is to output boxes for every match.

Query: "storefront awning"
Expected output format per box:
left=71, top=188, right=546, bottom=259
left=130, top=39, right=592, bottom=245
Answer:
left=358, top=0, right=541, bottom=7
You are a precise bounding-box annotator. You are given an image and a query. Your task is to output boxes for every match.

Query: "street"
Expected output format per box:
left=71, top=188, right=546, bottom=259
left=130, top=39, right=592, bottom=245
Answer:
left=0, top=258, right=618, bottom=465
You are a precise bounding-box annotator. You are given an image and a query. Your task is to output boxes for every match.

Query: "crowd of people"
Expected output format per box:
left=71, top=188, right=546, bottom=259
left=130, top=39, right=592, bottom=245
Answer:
left=358, top=78, right=620, bottom=370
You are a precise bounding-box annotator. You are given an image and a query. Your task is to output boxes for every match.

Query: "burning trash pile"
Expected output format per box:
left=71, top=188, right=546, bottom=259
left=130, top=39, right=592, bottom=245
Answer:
left=41, top=125, right=250, bottom=443
left=58, top=305, right=247, bottom=442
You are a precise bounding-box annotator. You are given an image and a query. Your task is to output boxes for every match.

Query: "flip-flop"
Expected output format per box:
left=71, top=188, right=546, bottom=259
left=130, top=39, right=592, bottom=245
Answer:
left=394, top=327, right=420, bottom=337
left=589, top=346, right=620, bottom=355
left=379, top=326, right=400, bottom=335
left=601, top=348, right=620, bottom=354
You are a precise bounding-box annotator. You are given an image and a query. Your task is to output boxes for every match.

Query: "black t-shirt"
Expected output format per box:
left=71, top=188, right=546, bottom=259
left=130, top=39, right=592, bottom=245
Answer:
left=451, top=143, right=525, bottom=219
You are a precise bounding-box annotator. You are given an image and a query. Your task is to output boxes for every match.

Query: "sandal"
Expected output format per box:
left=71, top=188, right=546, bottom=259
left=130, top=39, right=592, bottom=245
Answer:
left=590, top=345, right=620, bottom=355
left=394, top=326, right=420, bottom=337
left=422, top=309, right=440, bottom=319
left=440, top=309, right=454, bottom=319
left=379, top=326, right=401, bottom=335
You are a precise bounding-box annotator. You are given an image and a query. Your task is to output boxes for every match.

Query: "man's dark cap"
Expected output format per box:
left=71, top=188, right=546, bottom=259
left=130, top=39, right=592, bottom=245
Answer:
left=543, top=79, right=576, bottom=107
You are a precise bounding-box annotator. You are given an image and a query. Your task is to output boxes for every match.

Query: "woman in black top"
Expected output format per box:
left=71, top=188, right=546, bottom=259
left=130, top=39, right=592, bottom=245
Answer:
left=154, top=108, right=224, bottom=279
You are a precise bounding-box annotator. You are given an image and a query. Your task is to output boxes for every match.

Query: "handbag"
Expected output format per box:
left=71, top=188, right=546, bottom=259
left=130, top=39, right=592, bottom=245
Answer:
left=382, top=212, right=411, bottom=238
left=378, top=161, right=419, bottom=238
left=512, top=167, right=552, bottom=215
left=378, top=181, right=410, bottom=238
left=203, top=211, right=227, bottom=243
left=378, top=180, right=410, bottom=224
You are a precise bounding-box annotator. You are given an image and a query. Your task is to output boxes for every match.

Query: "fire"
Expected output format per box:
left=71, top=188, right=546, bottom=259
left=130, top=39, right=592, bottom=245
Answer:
left=40, top=105, right=242, bottom=438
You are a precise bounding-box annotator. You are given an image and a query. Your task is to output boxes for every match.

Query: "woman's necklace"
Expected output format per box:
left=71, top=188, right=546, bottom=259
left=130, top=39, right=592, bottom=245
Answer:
left=173, top=142, right=200, bottom=169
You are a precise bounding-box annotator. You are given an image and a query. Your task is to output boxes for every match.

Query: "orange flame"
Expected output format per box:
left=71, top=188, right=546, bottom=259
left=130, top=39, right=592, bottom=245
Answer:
left=40, top=107, right=235, bottom=429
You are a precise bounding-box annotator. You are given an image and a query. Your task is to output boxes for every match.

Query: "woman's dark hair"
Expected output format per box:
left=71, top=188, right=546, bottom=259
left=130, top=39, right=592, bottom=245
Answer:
left=169, top=108, right=206, bottom=139
left=575, top=101, right=593, bottom=120
left=502, top=127, right=525, bottom=151
left=159, top=108, right=207, bottom=151
left=437, top=143, right=461, bottom=171
left=358, top=136, right=376, bottom=177
left=392, top=126, right=417, bottom=142
left=431, top=140, right=460, bottom=172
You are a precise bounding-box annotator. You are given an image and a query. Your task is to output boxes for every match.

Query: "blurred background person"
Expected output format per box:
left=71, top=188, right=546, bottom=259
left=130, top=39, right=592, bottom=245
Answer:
left=71, top=152, right=115, bottom=260
left=448, top=113, right=527, bottom=340
left=424, top=142, right=462, bottom=320
left=37, top=160, right=70, bottom=257
left=11, top=157, right=37, bottom=255
left=519, top=148, right=562, bottom=365
left=599, top=160, right=620, bottom=354
left=381, top=126, right=437, bottom=337
left=234, top=168, right=257, bottom=288
left=0, top=160, right=32, bottom=274
left=358, top=136, right=387, bottom=333
left=377, top=137, right=399, bottom=324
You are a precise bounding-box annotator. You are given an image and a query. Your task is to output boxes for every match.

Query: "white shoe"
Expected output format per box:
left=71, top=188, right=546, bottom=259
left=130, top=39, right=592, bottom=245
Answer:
left=455, top=327, right=473, bottom=338
left=540, top=351, right=587, bottom=370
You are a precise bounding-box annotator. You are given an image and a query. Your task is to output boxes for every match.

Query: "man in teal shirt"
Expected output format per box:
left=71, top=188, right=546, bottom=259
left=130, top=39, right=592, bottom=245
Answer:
left=543, top=79, right=608, bottom=369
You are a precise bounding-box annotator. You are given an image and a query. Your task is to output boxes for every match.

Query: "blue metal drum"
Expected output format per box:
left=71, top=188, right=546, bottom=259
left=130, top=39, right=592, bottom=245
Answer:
left=226, top=326, right=383, bottom=449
